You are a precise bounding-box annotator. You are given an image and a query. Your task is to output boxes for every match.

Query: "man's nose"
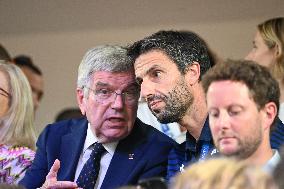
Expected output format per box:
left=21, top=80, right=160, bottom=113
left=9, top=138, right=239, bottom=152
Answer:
left=111, top=92, right=124, bottom=109
left=140, top=79, right=155, bottom=100
left=215, top=113, right=230, bottom=130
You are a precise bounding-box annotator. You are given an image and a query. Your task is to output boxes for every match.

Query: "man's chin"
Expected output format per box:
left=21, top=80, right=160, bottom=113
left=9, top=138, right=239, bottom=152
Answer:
left=219, top=147, right=240, bottom=158
left=156, top=114, right=177, bottom=124
left=98, top=131, right=128, bottom=143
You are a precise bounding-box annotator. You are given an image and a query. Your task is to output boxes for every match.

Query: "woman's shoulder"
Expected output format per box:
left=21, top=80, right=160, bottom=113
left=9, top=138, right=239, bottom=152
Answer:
left=0, top=144, right=35, bottom=184
left=0, top=144, right=35, bottom=161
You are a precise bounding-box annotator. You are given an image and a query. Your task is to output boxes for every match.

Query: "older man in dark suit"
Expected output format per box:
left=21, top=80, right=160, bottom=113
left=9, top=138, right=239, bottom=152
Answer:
left=20, top=45, right=176, bottom=189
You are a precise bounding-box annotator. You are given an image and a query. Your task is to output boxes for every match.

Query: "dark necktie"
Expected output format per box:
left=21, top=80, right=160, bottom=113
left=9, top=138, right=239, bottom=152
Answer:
left=76, top=142, right=106, bottom=189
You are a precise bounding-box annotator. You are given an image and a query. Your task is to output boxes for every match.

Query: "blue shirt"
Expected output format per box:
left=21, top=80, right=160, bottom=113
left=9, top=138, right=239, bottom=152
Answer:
left=270, top=117, right=284, bottom=150
left=166, top=116, right=284, bottom=181
left=166, top=118, right=217, bottom=181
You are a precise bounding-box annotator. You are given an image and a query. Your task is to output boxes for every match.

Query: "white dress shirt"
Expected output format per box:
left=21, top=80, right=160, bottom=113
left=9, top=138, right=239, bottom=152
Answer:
left=263, top=149, right=281, bottom=174
left=74, top=123, right=118, bottom=189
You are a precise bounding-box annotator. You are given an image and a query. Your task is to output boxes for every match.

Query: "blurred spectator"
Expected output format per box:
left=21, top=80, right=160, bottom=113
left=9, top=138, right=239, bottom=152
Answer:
left=55, top=107, right=83, bottom=122
left=246, top=17, right=284, bottom=122
left=0, top=63, right=36, bottom=184
left=171, top=158, right=278, bottom=189
left=13, top=55, right=44, bottom=111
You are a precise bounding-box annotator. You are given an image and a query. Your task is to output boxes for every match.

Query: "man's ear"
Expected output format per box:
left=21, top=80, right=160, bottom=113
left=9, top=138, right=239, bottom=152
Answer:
left=262, top=102, right=277, bottom=131
left=184, top=62, right=201, bottom=85
left=76, top=88, right=86, bottom=115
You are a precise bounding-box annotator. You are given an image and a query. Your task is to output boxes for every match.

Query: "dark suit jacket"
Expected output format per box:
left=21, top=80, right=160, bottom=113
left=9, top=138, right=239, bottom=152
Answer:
left=19, top=118, right=176, bottom=189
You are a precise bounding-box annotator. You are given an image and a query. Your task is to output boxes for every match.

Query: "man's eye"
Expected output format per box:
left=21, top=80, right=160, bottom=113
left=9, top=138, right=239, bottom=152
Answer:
left=229, top=111, right=240, bottom=116
left=125, top=91, right=137, bottom=97
left=151, top=70, right=162, bottom=78
left=96, top=89, right=111, bottom=95
left=209, top=110, right=219, bottom=118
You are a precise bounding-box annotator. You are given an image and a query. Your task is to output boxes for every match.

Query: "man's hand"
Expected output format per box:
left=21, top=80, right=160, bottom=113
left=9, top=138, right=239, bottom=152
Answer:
left=40, top=159, right=79, bottom=189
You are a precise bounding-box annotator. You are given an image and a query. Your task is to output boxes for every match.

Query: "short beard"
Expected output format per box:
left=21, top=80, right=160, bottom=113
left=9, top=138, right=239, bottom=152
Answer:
left=147, top=78, right=193, bottom=124
left=219, top=129, right=262, bottom=160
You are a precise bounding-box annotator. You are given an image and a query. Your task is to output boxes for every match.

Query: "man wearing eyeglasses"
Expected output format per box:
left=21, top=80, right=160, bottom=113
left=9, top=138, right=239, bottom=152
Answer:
left=20, top=45, right=176, bottom=189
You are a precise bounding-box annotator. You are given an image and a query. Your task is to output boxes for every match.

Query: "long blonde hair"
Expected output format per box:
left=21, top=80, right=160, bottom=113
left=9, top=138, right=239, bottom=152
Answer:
left=171, top=158, right=278, bottom=189
left=258, top=17, right=284, bottom=82
left=0, top=63, right=36, bottom=150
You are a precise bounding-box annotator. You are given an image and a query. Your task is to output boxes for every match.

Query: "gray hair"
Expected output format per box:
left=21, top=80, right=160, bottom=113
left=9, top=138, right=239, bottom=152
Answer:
left=77, top=45, right=133, bottom=89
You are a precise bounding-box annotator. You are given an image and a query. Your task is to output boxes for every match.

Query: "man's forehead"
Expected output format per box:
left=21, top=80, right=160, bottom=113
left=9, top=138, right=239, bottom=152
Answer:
left=134, top=50, right=176, bottom=74
left=92, top=70, right=135, bottom=78
left=134, top=49, right=170, bottom=64
left=91, top=71, right=136, bottom=86
left=208, top=80, right=256, bottom=104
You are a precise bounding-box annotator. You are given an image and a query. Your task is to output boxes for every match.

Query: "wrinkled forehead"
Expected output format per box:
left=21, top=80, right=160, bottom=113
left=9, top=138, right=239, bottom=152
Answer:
left=90, top=70, right=137, bottom=88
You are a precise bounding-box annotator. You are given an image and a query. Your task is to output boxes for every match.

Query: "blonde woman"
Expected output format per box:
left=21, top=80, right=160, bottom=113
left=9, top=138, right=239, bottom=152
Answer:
left=171, top=158, right=278, bottom=189
left=246, top=17, right=284, bottom=122
left=0, top=62, right=36, bottom=184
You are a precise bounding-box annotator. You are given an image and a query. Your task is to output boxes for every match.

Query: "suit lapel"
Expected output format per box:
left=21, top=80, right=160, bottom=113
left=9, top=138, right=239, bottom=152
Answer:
left=101, top=120, right=148, bottom=188
left=58, top=118, right=88, bottom=181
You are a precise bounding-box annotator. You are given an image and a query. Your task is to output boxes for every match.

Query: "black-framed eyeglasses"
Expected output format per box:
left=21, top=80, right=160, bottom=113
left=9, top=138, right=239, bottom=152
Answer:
left=0, top=87, right=10, bottom=98
left=84, top=86, right=140, bottom=106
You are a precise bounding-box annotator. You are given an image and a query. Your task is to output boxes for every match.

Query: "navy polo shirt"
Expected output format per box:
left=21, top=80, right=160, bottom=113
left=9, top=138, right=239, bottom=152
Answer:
left=166, top=117, right=216, bottom=181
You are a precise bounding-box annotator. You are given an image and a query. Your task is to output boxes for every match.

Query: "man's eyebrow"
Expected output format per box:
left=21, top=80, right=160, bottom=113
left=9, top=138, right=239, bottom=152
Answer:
left=95, top=81, right=109, bottom=87
left=124, top=82, right=140, bottom=89
left=139, top=65, right=161, bottom=79
left=95, top=81, right=139, bottom=90
left=135, top=65, right=161, bottom=84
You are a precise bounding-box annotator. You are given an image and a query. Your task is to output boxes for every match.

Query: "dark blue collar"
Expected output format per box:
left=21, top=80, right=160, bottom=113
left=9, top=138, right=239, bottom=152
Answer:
left=185, top=117, right=212, bottom=152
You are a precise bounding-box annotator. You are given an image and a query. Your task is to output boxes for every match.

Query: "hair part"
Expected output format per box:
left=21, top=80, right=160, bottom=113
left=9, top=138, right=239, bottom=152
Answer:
left=0, top=63, right=36, bottom=150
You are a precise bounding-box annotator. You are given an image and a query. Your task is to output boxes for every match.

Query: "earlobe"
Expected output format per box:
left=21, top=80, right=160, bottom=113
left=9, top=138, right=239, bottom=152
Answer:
left=76, top=88, right=86, bottom=115
left=185, top=62, right=201, bottom=85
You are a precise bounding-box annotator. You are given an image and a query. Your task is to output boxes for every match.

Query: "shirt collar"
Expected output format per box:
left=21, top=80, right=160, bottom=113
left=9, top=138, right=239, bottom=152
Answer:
left=185, top=116, right=212, bottom=151
left=263, top=149, right=281, bottom=173
left=83, top=123, right=118, bottom=156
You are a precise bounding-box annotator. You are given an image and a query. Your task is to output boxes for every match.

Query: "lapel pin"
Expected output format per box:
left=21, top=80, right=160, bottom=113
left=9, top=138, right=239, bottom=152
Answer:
left=128, top=153, right=134, bottom=160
